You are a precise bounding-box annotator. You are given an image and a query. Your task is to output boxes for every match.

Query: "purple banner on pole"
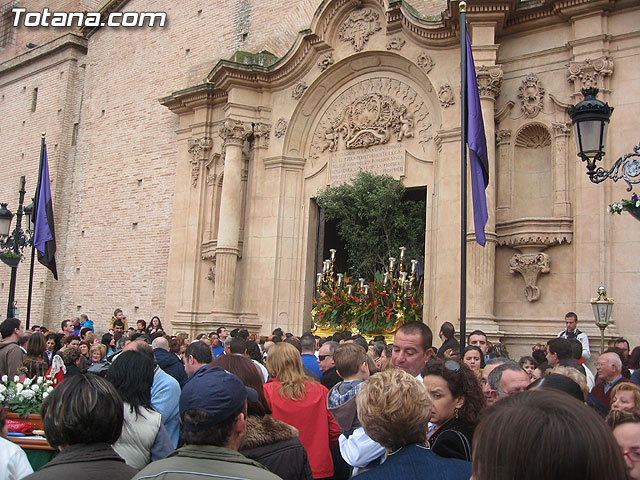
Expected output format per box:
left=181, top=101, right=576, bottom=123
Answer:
left=465, top=31, right=489, bottom=247
left=33, top=139, right=57, bottom=279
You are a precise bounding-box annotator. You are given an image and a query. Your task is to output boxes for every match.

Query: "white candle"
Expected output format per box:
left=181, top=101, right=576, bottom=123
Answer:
left=337, top=273, right=343, bottom=285
left=401, top=272, right=407, bottom=283
left=316, top=273, right=322, bottom=285
left=383, top=272, right=389, bottom=285
left=399, top=246, right=406, bottom=259
left=347, top=285, right=353, bottom=296
left=359, top=278, right=365, bottom=289
left=329, top=249, right=336, bottom=261
left=389, top=257, right=396, bottom=270
left=364, top=285, right=369, bottom=295
left=411, top=260, right=418, bottom=273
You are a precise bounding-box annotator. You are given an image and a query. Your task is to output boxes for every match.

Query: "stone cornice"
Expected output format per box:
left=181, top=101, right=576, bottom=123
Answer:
left=159, top=83, right=226, bottom=114
left=496, top=217, right=573, bottom=248
left=0, top=33, right=87, bottom=76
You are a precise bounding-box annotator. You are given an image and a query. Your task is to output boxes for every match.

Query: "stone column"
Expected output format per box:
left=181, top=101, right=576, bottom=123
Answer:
left=212, top=119, right=253, bottom=313
left=467, top=66, right=502, bottom=326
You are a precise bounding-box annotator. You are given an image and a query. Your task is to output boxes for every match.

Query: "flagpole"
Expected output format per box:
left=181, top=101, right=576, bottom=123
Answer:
left=459, top=1, right=468, bottom=348
left=26, top=132, right=46, bottom=329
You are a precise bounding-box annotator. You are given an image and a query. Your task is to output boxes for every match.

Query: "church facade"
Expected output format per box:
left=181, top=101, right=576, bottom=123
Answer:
left=0, top=0, right=638, bottom=357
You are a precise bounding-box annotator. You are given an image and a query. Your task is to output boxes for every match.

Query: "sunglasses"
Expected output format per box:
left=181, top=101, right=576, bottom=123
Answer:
left=318, top=355, right=332, bottom=361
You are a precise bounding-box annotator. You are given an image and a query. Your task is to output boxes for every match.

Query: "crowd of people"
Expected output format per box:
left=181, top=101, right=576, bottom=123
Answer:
left=0, top=309, right=639, bottom=480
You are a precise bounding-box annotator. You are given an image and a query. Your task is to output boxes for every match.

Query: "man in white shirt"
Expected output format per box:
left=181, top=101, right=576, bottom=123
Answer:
left=558, top=312, right=590, bottom=360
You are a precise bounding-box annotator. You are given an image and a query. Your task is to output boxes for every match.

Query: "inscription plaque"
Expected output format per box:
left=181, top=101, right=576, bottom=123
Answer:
left=330, top=143, right=405, bottom=185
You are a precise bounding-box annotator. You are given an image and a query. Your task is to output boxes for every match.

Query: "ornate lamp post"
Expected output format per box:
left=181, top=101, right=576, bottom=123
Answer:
left=0, top=176, right=32, bottom=318
left=568, top=87, right=640, bottom=190
left=590, top=285, right=614, bottom=354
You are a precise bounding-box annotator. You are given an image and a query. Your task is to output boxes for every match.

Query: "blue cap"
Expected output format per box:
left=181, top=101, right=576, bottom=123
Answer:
left=179, top=366, right=258, bottom=429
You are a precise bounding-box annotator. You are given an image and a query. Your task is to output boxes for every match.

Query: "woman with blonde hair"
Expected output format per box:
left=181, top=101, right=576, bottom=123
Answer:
left=263, top=342, right=341, bottom=479
left=611, top=383, right=640, bottom=411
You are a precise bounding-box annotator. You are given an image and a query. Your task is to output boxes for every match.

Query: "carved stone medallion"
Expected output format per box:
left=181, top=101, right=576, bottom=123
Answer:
left=338, top=8, right=381, bottom=52
left=438, top=84, right=455, bottom=108
left=274, top=118, right=288, bottom=138
left=517, top=74, right=545, bottom=118
left=416, top=52, right=435, bottom=74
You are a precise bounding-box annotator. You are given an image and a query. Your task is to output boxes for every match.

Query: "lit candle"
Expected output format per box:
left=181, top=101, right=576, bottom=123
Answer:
left=316, top=273, right=322, bottom=285
left=329, top=249, right=336, bottom=261
left=347, top=285, right=353, bottom=296
left=411, top=259, right=418, bottom=273
left=399, top=247, right=406, bottom=259
left=389, top=257, right=396, bottom=270
left=359, top=278, right=365, bottom=289
left=383, top=272, right=389, bottom=285
left=337, top=273, right=343, bottom=285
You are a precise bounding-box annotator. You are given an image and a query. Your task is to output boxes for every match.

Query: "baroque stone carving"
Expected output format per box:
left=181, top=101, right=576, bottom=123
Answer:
left=318, top=53, right=334, bottom=72
left=310, top=78, right=431, bottom=157
left=338, top=8, right=381, bottom=52
left=567, top=56, right=613, bottom=97
left=552, top=122, right=571, bottom=137
left=416, top=52, right=435, bottom=74
left=386, top=36, right=405, bottom=51
left=514, top=124, right=551, bottom=149
left=518, top=73, right=544, bottom=118
left=292, top=81, right=308, bottom=100
left=438, top=84, right=455, bottom=108
left=476, top=66, right=503, bottom=100
left=187, top=137, right=213, bottom=187
left=510, top=252, right=550, bottom=302
left=219, top=119, right=253, bottom=147
left=274, top=118, right=288, bottom=138
left=496, top=129, right=511, bottom=146
left=320, top=93, right=415, bottom=151
left=252, top=122, right=270, bottom=148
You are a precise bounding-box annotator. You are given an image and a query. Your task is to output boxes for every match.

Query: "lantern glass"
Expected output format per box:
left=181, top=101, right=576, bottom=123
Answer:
left=576, top=119, right=608, bottom=158
left=0, top=203, right=13, bottom=237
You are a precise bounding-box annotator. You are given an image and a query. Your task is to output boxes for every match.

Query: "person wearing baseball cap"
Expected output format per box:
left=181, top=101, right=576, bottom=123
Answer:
left=133, top=366, right=282, bottom=480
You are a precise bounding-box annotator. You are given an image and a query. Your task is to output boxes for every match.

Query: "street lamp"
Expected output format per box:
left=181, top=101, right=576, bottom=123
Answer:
left=568, top=87, right=640, bottom=190
left=590, top=285, right=614, bottom=354
left=0, top=176, right=32, bottom=318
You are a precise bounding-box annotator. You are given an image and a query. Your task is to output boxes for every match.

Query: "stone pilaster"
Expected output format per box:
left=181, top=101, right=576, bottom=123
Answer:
left=468, top=66, right=502, bottom=326
left=552, top=122, right=572, bottom=218
left=212, top=119, right=253, bottom=313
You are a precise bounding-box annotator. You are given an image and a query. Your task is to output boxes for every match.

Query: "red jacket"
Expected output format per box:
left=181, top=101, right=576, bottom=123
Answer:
left=264, top=379, right=341, bottom=479
left=590, top=375, right=632, bottom=412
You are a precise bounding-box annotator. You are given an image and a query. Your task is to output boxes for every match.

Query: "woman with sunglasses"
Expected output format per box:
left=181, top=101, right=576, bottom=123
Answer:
left=422, top=358, right=486, bottom=461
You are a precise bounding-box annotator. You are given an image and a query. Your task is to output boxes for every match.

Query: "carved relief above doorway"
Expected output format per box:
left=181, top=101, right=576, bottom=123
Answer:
left=309, top=77, right=431, bottom=160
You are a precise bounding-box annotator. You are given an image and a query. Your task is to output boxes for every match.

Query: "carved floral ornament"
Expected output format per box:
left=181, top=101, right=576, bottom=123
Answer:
left=517, top=73, right=545, bottom=118
left=338, top=8, right=381, bottom=52
left=476, top=66, right=503, bottom=100
left=188, top=137, right=213, bottom=187
left=292, top=81, right=308, bottom=100
left=219, top=119, right=253, bottom=146
left=310, top=78, right=432, bottom=158
left=386, top=36, right=405, bottom=51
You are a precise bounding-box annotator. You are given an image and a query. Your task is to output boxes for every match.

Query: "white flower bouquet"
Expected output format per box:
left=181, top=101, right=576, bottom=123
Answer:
left=1, top=374, right=54, bottom=418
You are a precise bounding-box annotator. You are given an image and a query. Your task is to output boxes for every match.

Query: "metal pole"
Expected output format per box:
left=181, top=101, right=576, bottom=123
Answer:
left=7, top=176, right=26, bottom=319
left=459, top=2, right=468, bottom=348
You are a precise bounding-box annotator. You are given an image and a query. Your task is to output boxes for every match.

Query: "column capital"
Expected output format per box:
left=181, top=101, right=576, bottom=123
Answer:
left=476, top=65, right=503, bottom=101
left=552, top=122, right=572, bottom=138
left=220, top=119, right=253, bottom=147
left=496, top=129, right=511, bottom=146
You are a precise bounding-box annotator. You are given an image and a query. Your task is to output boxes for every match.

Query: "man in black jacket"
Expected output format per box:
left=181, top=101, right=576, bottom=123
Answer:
left=153, top=336, right=188, bottom=387
left=437, top=322, right=460, bottom=358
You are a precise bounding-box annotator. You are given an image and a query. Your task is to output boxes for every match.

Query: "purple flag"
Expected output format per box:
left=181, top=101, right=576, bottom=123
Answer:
left=466, top=32, right=489, bottom=246
left=33, top=139, right=57, bottom=279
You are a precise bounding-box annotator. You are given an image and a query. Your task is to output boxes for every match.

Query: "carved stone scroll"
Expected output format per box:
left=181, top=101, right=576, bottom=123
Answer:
left=292, top=81, right=308, bottom=100
left=509, top=252, right=550, bottom=302
left=518, top=74, right=544, bottom=118
left=386, top=36, right=405, bottom=51
left=219, top=120, right=253, bottom=147
left=252, top=122, right=270, bottom=149
left=188, top=137, right=213, bottom=187
left=416, top=52, right=435, bottom=74
left=338, top=8, right=381, bottom=52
